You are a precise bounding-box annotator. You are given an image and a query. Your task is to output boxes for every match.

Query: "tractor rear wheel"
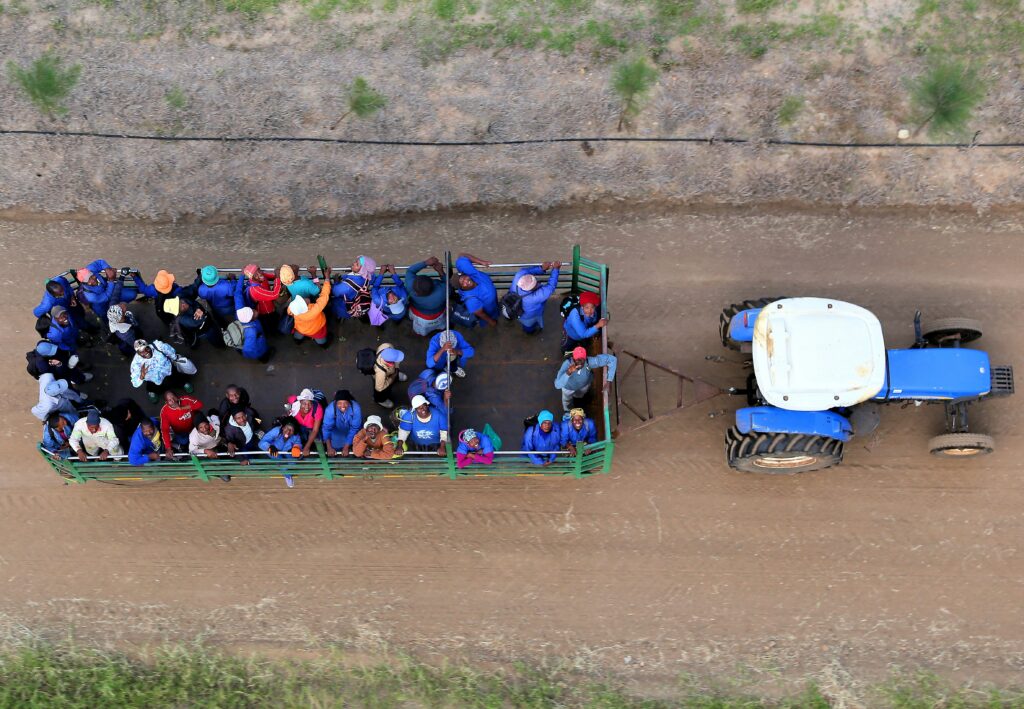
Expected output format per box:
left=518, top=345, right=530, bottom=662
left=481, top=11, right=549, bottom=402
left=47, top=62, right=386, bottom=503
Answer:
left=719, top=297, right=787, bottom=350
left=928, top=432, right=995, bottom=457
left=725, top=426, right=844, bottom=474
left=922, top=317, right=983, bottom=346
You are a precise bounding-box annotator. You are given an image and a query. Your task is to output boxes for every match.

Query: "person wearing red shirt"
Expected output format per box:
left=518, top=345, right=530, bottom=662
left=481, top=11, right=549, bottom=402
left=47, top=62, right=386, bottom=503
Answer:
left=243, top=264, right=283, bottom=330
left=160, top=390, right=203, bottom=458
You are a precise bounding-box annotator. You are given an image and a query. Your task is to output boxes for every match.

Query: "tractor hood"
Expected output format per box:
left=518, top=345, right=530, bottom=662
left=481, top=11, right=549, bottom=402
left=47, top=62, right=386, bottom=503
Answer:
left=752, top=297, right=886, bottom=411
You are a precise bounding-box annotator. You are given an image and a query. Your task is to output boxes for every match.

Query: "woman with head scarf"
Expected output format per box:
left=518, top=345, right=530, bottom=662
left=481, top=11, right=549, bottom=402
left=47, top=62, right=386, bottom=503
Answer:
left=561, top=291, right=608, bottom=354
left=287, top=266, right=333, bottom=348
left=455, top=428, right=494, bottom=468
left=322, top=390, right=363, bottom=457
left=369, top=263, right=409, bottom=325
left=107, top=302, right=142, bottom=357
left=522, top=410, right=561, bottom=466
left=560, top=408, right=597, bottom=456
left=285, top=388, right=325, bottom=457
left=330, top=256, right=375, bottom=320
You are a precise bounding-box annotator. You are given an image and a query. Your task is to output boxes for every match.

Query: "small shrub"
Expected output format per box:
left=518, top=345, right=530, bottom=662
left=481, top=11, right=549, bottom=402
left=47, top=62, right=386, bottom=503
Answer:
left=728, top=22, right=784, bottom=58
left=221, top=0, right=283, bottom=17
left=6, top=51, right=81, bottom=117
left=611, top=57, right=658, bottom=130
left=737, top=0, right=782, bottom=13
left=330, top=76, right=386, bottom=128
left=165, top=86, right=188, bottom=109
left=777, top=95, right=804, bottom=125
left=907, top=60, right=985, bottom=137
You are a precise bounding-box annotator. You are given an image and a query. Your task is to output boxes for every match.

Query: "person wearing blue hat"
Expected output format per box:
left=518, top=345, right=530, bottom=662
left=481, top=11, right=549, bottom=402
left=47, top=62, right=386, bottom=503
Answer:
left=372, top=343, right=407, bottom=409
left=522, top=410, right=562, bottom=466
left=31, top=373, right=87, bottom=422
left=197, top=265, right=238, bottom=327
left=406, top=369, right=450, bottom=410
left=30, top=339, right=91, bottom=385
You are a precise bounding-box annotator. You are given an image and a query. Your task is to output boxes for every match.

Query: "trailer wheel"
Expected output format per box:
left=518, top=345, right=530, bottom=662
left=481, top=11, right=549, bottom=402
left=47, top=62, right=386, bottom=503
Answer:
left=922, top=317, right=983, bottom=346
left=719, top=297, right=787, bottom=350
left=725, top=426, right=844, bottom=474
left=928, top=433, right=995, bottom=457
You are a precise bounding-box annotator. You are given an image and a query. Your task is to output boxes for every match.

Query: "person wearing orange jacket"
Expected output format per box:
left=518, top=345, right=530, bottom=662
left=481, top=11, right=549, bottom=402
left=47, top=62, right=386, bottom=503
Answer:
left=286, top=266, right=333, bottom=348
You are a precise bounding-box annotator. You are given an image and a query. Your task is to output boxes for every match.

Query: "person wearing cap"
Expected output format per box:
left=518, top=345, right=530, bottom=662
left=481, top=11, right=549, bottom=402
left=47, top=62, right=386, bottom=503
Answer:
left=562, top=291, right=608, bottom=353
left=128, top=417, right=165, bottom=466
left=135, top=268, right=201, bottom=326
left=454, top=253, right=499, bottom=327
left=554, top=347, right=618, bottom=412
left=329, top=256, right=375, bottom=321
left=406, top=369, right=450, bottom=410
left=284, top=388, right=325, bottom=457
left=560, top=408, right=597, bottom=455
left=280, top=264, right=323, bottom=300
left=258, top=417, right=303, bottom=487
left=166, top=295, right=222, bottom=349
left=69, top=409, right=123, bottom=461
left=510, top=261, right=562, bottom=334
left=43, top=411, right=78, bottom=459
left=30, top=339, right=91, bottom=385
left=455, top=428, right=494, bottom=468
left=160, top=390, right=204, bottom=457
left=240, top=264, right=283, bottom=329
left=522, top=410, right=561, bottom=466
left=232, top=306, right=272, bottom=362
left=188, top=412, right=222, bottom=459
left=130, top=339, right=194, bottom=403
left=352, top=415, right=396, bottom=460
left=31, top=373, right=86, bottom=422
left=426, top=329, right=475, bottom=378
left=370, top=264, right=408, bottom=324
left=288, top=269, right=333, bottom=347
left=397, top=394, right=449, bottom=456
left=322, top=390, right=363, bottom=457
left=404, top=255, right=448, bottom=336
left=373, top=343, right=408, bottom=408
left=46, top=305, right=81, bottom=354
left=197, top=266, right=238, bottom=327
left=106, top=301, right=142, bottom=358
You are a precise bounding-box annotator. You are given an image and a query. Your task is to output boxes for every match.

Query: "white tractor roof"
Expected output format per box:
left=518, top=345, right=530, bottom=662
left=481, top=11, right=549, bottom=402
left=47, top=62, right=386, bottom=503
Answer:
left=752, top=297, right=887, bottom=411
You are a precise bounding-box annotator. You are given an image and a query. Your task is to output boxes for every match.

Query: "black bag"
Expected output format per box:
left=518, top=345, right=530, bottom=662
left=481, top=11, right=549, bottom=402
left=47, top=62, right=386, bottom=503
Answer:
left=26, top=351, right=41, bottom=379
left=356, top=348, right=376, bottom=376
left=559, top=293, right=580, bottom=319
left=522, top=414, right=539, bottom=430
left=450, top=300, right=476, bottom=328
left=500, top=291, right=524, bottom=320
left=278, top=312, right=295, bottom=335
left=35, top=315, right=51, bottom=338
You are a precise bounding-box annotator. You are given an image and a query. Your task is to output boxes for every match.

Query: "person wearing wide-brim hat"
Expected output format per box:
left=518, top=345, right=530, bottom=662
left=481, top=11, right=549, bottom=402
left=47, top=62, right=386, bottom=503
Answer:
left=372, top=343, right=408, bottom=409
left=352, top=415, right=396, bottom=460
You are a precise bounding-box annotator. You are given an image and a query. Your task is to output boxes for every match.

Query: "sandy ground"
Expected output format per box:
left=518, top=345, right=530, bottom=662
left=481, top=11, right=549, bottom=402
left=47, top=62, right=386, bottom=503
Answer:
left=1, top=206, right=1023, bottom=696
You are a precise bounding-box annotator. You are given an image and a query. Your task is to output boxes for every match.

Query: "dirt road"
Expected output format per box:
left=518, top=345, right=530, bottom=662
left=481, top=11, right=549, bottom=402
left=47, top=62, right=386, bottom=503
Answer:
left=1, top=207, right=1022, bottom=693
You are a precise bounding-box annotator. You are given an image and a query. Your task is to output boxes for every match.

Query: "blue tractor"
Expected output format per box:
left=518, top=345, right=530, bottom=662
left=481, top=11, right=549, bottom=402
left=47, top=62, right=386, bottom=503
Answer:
left=719, top=297, right=1015, bottom=473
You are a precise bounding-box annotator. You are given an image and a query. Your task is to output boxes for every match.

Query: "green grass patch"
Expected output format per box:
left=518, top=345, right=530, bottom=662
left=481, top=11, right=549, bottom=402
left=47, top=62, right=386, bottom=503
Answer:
left=777, top=94, right=804, bottom=124
left=220, top=0, right=284, bottom=17
left=5, top=51, right=81, bottom=117
left=164, top=85, right=188, bottom=109
left=736, top=0, right=782, bottom=13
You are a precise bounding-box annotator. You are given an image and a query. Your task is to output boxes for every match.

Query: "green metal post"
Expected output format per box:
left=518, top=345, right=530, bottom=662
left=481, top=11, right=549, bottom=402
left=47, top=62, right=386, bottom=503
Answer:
left=573, top=444, right=584, bottom=479
left=189, top=454, right=210, bottom=482
left=602, top=441, right=614, bottom=473
left=38, top=445, right=85, bottom=483
left=571, top=244, right=581, bottom=292
left=445, top=443, right=457, bottom=479
left=316, top=440, right=334, bottom=480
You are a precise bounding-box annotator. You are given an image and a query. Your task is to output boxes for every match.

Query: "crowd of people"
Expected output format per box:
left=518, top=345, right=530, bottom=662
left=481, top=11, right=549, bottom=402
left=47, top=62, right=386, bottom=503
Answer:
left=30, top=253, right=616, bottom=484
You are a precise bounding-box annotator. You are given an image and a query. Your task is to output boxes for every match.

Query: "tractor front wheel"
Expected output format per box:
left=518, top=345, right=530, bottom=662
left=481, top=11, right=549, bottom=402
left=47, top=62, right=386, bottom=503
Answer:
left=928, top=432, right=995, bottom=457
left=719, top=297, right=787, bottom=350
left=725, top=427, right=844, bottom=474
left=922, top=317, right=984, bottom=346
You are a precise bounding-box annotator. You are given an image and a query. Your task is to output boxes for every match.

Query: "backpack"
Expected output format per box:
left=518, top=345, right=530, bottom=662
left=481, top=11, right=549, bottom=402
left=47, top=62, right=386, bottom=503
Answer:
left=500, top=291, right=524, bottom=320
left=559, top=293, right=580, bottom=319
left=343, top=277, right=372, bottom=318
left=222, top=321, right=247, bottom=350
left=26, top=351, right=41, bottom=379
left=450, top=300, right=476, bottom=328
left=356, top=348, right=376, bottom=376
